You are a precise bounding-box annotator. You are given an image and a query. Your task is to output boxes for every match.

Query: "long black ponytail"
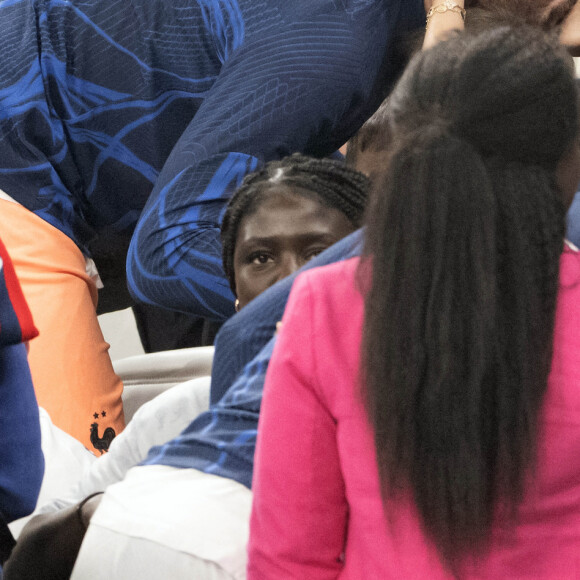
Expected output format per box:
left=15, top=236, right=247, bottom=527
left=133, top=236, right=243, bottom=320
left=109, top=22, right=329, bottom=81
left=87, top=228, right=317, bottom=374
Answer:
left=360, top=26, right=578, bottom=571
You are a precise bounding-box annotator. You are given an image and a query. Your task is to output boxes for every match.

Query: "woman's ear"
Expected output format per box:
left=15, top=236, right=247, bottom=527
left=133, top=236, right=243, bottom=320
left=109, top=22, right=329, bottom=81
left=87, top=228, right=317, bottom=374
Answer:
left=561, top=1, right=580, bottom=56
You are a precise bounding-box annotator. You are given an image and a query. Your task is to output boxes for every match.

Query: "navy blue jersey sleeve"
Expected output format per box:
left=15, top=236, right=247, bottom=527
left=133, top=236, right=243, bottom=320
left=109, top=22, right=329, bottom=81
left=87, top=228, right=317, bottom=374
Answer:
left=127, top=0, right=425, bottom=319
left=0, top=343, right=44, bottom=521
left=0, top=241, right=43, bottom=522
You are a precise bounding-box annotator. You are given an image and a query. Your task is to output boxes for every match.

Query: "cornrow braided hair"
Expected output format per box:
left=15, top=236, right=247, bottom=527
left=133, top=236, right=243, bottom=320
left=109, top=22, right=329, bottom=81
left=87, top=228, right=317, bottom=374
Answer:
left=221, top=153, right=369, bottom=294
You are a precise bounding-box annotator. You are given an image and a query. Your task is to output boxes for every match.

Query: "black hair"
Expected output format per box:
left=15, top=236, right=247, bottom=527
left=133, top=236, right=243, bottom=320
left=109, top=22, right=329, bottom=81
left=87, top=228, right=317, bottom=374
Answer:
left=465, top=0, right=578, bottom=30
left=221, top=153, right=369, bottom=294
left=359, top=26, right=577, bottom=573
left=399, top=0, right=578, bottom=74
left=345, top=99, right=392, bottom=168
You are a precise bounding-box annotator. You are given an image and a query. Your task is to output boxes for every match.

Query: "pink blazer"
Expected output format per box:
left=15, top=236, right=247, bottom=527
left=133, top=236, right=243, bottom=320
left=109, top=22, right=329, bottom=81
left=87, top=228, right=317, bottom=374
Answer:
left=249, top=246, right=580, bottom=579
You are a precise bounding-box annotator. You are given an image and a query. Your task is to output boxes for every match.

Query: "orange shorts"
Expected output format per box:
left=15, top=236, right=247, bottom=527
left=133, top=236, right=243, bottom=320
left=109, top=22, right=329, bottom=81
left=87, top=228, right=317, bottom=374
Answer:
left=0, top=199, right=125, bottom=453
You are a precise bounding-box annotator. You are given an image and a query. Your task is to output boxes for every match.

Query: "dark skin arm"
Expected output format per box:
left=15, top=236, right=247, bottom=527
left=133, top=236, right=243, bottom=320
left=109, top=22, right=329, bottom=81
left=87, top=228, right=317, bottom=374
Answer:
left=3, top=494, right=103, bottom=580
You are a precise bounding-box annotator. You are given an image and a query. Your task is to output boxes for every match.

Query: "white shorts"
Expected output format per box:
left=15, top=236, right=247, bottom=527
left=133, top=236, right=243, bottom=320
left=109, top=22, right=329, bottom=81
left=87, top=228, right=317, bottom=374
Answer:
left=71, top=465, right=252, bottom=580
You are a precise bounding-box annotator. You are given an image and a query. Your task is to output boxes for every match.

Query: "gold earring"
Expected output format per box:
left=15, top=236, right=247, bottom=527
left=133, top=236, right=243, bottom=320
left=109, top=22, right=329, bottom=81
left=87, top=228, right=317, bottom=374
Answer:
left=234, top=298, right=240, bottom=312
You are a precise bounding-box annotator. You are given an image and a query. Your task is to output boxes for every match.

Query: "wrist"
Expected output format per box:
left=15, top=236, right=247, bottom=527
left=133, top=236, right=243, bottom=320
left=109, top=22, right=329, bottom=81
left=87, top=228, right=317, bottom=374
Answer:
left=426, top=0, right=464, bottom=9
left=426, top=0, right=466, bottom=30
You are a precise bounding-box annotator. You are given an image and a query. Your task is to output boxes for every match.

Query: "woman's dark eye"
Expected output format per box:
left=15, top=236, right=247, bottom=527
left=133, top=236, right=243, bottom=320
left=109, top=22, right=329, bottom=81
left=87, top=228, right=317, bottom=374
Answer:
left=250, top=252, right=273, bottom=265
left=305, top=247, right=327, bottom=261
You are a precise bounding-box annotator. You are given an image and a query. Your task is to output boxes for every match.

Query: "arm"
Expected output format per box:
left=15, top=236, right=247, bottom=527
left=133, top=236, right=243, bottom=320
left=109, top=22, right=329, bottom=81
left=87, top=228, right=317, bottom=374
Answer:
left=423, top=0, right=465, bottom=49
left=247, top=273, right=347, bottom=580
left=126, top=1, right=425, bottom=320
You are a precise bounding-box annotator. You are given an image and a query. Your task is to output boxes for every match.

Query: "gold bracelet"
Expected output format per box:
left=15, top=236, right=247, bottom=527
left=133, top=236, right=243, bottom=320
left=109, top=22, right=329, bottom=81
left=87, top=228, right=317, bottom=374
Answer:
left=426, top=0, right=466, bottom=29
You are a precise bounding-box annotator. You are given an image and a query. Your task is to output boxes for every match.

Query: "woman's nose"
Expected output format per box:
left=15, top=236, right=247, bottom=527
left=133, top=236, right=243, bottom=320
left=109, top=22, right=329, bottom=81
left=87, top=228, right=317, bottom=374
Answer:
left=277, top=253, right=301, bottom=281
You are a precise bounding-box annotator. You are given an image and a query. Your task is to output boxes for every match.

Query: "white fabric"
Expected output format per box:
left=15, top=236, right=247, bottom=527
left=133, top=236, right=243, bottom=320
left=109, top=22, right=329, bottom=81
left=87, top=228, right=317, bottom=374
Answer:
left=9, top=408, right=97, bottom=537
left=34, top=408, right=97, bottom=502
left=114, top=346, right=214, bottom=386
left=0, top=189, right=17, bottom=204
left=72, top=465, right=252, bottom=580
left=117, top=347, right=214, bottom=422
left=74, top=531, right=235, bottom=579
left=85, top=256, right=104, bottom=289
left=26, top=376, right=210, bottom=523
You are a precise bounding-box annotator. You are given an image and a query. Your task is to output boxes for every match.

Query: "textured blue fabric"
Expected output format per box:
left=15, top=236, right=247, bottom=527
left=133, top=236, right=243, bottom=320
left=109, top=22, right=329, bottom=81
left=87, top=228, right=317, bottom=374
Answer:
left=566, top=188, right=580, bottom=248
left=0, top=343, right=44, bottom=521
left=0, top=268, right=22, bottom=348
left=0, top=0, right=424, bottom=320
left=143, top=229, right=364, bottom=489
left=567, top=82, right=580, bottom=247
left=0, top=242, right=43, bottom=521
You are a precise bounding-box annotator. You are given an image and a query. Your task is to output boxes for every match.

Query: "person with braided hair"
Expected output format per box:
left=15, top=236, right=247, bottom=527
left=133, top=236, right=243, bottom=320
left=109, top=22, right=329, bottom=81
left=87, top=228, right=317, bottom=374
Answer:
left=221, top=154, right=368, bottom=311
left=248, top=25, right=580, bottom=579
